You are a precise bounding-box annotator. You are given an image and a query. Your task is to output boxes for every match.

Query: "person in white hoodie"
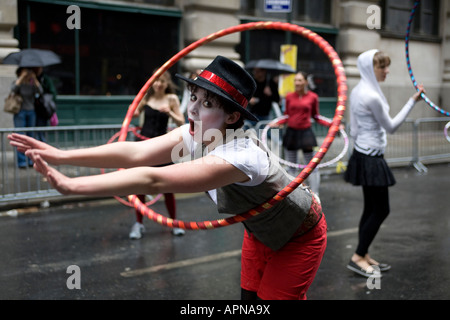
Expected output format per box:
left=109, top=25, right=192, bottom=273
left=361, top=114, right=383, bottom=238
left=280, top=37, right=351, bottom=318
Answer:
left=344, top=49, right=425, bottom=278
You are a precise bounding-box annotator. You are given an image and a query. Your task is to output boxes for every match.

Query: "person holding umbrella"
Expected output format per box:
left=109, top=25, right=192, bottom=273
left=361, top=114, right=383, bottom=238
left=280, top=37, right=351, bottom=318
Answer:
left=10, top=67, right=43, bottom=168
left=248, top=67, right=280, bottom=124
left=3, top=49, right=61, bottom=69
left=245, top=59, right=293, bottom=126
left=3, top=49, right=60, bottom=143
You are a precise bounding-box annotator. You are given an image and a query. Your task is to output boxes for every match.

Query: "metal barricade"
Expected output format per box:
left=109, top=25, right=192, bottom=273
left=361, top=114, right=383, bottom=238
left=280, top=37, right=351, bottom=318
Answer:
left=250, top=117, right=450, bottom=174
left=352, top=118, right=450, bottom=172
left=410, top=118, right=450, bottom=172
left=1, top=125, right=134, bottom=206
left=1, top=118, right=449, bottom=207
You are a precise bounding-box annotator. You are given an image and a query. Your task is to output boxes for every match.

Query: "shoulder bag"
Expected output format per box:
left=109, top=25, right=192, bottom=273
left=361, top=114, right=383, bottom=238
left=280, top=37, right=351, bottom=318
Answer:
left=4, top=92, right=23, bottom=114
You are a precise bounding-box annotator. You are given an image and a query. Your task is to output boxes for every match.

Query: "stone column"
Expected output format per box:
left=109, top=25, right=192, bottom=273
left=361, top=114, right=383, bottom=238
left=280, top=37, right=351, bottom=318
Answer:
left=338, top=0, right=381, bottom=91
left=441, top=2, right=450, bottom=110
left=0, top=0, right=20, bottom=129
left=175, top=0, right=241, bottom=72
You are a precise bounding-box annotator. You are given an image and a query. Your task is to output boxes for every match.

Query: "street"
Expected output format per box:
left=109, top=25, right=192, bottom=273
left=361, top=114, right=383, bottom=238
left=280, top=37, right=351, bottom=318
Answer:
left=0, top=164, right=449, bottom=300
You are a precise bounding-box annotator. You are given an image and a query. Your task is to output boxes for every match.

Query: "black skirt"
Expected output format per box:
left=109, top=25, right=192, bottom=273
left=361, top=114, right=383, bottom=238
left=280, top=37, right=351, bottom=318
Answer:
left=344, top=149, right=396, bottom=187
left=283, top=127, right=318, bottom=151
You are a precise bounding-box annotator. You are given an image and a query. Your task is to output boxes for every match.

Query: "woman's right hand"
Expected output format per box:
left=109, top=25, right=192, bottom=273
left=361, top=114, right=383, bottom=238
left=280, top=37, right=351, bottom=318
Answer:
left=8, top=133, right=62, bottom=165
left=412, top=84, right=426, bottom=102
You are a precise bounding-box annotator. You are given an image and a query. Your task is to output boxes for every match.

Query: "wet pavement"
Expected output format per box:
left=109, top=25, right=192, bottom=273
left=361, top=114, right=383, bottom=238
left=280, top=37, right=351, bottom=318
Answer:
left=0, top=163, right=449, bottom=300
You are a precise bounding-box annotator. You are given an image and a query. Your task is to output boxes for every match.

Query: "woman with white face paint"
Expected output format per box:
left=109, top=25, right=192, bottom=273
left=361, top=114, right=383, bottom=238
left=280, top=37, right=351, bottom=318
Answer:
left=9, top=56, right=327, bottom=300
left=345, top=49, right=425, bottom=278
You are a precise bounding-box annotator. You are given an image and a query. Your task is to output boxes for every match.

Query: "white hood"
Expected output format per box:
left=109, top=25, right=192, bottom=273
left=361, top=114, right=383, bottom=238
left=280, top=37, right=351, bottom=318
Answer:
left=349, top=49, right=416, bottom=155
left=349, top=49, right=388, bottom=151
left=355, top=49, right=387, bottom=104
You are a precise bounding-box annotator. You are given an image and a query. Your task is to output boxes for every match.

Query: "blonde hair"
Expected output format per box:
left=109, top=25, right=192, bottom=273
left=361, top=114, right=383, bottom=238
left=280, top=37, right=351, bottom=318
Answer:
left=373, top=51, right=391, bottom=69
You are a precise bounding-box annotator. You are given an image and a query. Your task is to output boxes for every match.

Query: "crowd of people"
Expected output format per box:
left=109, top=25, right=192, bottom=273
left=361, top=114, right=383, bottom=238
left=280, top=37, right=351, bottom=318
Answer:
left=6, top=49, right=426, bottom=300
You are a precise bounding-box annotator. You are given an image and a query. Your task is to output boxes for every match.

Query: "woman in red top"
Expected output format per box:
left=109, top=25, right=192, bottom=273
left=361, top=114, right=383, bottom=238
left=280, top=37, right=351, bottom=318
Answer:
left=282, top=71, right=329, bottom=195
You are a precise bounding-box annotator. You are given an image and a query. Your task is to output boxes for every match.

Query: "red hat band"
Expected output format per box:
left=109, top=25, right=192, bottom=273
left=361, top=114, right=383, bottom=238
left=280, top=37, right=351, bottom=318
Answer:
left=199, top=70, right=248, bottom=108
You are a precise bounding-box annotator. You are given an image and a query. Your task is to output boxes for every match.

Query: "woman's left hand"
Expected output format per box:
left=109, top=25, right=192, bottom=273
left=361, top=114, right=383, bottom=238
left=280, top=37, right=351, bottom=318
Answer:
left=33, top=154, right=73, bottom=195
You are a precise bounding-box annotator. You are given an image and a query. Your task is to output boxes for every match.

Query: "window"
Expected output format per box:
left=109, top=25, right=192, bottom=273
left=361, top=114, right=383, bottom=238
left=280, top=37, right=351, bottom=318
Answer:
left=238, top=1, right=336, bottom=97
left=240, top=0, right=332, bottom=24
left=17, top=0, right=181, bottom=95
left=381, top=0, right=440, bottom=39
left=236, top=29, right=337, bottom=97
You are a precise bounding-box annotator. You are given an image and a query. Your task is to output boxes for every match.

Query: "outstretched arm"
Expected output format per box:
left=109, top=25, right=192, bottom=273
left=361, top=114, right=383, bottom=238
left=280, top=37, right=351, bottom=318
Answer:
left=8, top=126, right=185, bottom=169
left=33, top=154, right=249, bottom=197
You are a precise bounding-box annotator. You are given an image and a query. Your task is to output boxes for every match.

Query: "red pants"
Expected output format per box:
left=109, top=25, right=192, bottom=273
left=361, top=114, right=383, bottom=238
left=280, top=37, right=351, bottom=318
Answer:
left=240, top=215, right=327, bottom=300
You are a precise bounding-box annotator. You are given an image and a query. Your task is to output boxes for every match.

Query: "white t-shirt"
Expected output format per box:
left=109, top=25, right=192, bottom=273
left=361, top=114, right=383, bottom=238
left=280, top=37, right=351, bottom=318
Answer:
left=179, top=124, right=270, bottom=203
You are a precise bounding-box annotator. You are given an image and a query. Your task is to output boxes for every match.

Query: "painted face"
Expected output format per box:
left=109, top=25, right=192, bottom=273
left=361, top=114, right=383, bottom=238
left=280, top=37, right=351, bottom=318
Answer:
left=187, top=87, right=230, bottom=145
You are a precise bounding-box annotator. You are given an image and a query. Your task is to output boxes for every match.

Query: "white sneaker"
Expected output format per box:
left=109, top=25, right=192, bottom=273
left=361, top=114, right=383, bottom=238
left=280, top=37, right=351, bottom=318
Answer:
left=172, top=228, right=185, bottom=236
left=129, top=222, right=145, bottom=239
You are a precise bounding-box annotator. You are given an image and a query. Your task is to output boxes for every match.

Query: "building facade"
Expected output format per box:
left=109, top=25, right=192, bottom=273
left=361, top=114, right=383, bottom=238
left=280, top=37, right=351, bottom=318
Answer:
left=0, top=0, right=448, bottom=128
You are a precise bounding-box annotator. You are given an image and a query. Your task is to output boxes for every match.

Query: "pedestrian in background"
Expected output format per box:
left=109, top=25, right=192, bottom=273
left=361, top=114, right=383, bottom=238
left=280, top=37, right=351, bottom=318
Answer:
left=11, top=67, right=43, bottom=168
left=345, top=49, right=425, bottom=277
left=34, top=66, right=57, bottom=141
left=248, top=67, right=280, bottom=125
left=130, top=70, right=185, bottom=239
left=282, top=71, right=329, bottom=195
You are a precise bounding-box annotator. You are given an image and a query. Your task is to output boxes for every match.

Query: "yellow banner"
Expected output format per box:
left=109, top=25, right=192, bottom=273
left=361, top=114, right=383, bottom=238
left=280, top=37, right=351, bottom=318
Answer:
left=279, top=44, right=297, bottom=98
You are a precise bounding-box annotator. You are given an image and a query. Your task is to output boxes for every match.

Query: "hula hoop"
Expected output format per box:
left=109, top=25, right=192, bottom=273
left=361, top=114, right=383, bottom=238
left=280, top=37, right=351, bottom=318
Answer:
left=101, top=128, right=163, bottom=207
left=445, top=122, right=450, bottom=143
left=119, top=21, right=347, bottom=230
left=261, top=115, right=349, bottom=169
left=406, top=0, right=450, bottom=117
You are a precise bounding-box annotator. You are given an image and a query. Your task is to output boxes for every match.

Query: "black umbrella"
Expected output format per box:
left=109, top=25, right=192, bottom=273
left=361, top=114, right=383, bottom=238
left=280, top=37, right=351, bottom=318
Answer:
left=245, top=59, right=296, bottom=75
left=3, top=49, right=61, bottom=68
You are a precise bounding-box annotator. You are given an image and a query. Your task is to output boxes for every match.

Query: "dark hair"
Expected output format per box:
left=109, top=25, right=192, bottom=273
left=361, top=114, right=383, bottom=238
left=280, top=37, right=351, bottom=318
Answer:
left=188, top=84, right=245, bottom=129
left=296, top=71, right=309, bottom=80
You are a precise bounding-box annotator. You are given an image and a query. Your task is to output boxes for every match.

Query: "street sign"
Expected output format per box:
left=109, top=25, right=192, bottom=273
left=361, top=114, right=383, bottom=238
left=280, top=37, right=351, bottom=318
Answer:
left=264, top=0, right=292, bottom=13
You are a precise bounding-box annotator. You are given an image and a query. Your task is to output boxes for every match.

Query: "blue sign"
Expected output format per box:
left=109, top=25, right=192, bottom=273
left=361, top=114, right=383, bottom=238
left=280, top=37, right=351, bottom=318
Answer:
left=264, top=0, right=292, bottom=13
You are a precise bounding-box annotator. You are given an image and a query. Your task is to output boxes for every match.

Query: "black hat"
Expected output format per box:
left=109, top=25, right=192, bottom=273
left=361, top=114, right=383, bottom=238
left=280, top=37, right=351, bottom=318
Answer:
left=176, top=56, right=258, bottom=121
